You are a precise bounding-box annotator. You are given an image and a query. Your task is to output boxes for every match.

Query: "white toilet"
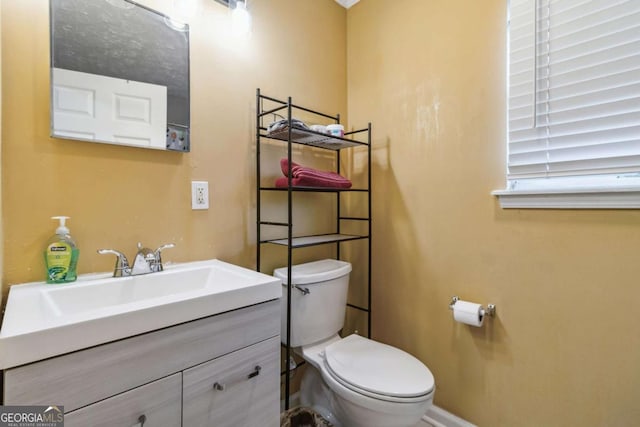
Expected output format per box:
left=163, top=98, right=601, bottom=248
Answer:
left=274, top=259, right=435, bottom=427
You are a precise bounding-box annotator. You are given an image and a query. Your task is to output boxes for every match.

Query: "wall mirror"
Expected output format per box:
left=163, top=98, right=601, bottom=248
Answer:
left=50, top=0, right=191, bottom=152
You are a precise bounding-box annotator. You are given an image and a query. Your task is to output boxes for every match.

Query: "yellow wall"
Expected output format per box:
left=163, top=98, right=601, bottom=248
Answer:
left=4, top=0, right=640, bottom=425
left=348, top=0, right=640, bottom=425
left=1, top=0, right=346, bottom=295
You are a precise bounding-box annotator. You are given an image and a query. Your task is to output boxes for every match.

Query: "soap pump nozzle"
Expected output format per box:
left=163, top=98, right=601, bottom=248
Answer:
left=52, top=216, right=70, bottom=235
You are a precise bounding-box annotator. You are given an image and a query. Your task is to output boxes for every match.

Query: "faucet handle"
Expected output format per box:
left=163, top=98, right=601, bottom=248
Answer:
left=153, top=243, right=175, bottom=272
left=154, top=243, right=175, bottom=255
left=97, top=249, right=131, bottom=277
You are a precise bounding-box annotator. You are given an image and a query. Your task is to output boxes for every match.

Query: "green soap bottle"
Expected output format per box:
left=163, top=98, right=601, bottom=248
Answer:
left=44, top=216, right=79, bottom=284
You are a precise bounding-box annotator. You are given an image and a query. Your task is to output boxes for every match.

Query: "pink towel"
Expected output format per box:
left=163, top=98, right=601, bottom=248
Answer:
left=277, top=158, right=352, bottom=188
left=275, top=177, right=352, bottom=189
left=280, top=158, right=299, bottom=177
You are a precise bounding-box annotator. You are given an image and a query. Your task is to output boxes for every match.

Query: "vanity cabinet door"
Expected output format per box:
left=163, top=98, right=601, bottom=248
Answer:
left=64, top=373, right=181, bottom=427
left=182, top=337, right=280, bottom=427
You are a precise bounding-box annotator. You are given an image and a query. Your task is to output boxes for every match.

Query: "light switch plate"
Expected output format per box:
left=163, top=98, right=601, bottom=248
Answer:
left=191, top=181, right=209, bottom=210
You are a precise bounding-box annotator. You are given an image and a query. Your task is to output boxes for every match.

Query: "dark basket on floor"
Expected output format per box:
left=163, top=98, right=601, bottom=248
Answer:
left=280, top=407, right=333, bottom=427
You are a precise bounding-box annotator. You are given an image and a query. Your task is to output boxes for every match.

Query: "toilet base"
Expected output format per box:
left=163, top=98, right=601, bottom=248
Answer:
left=300, top=365, right=342, bottom=427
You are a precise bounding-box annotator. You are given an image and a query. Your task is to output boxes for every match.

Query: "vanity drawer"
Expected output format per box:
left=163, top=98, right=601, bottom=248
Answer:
left=182, top=336, right=280, bottom=427
left=3, top=300, right=279, bottom=412
left=64, top=373, right=181, bottom=427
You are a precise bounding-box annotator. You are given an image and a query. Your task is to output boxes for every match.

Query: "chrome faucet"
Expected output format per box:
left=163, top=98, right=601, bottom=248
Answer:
left=98, top=242, right=175, bottom=277
left=96, top=249, right=131, bottom=277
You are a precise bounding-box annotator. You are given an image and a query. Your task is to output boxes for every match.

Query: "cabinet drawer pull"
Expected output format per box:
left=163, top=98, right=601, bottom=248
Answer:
left=133, top=414, right=146, bottom=427
left=213, top=365, right=262, bottom=391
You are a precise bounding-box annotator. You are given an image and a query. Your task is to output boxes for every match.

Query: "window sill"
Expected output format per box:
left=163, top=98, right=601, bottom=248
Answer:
left=492, top=187, right=640, bottom=209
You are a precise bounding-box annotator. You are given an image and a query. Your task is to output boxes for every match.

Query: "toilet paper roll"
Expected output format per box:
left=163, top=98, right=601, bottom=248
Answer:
left=453, top=300, right=484, bottom=327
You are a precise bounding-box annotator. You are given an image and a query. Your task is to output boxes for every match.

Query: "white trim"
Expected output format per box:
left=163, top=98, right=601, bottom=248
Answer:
left=422, top=405, right=477, bottom=427
left=492, top=187, right=640, bottom=209
left=334, top=0, right=360, bottom=8
left=280, top=400, right=474, bottom=427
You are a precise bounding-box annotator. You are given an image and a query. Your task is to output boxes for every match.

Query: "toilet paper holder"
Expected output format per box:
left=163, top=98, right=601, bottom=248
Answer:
left=448, top=296, right=496, bottom=318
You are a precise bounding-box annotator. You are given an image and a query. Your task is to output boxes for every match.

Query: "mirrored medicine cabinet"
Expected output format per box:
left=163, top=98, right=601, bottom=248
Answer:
left=50, top=0, right=191, bottom=152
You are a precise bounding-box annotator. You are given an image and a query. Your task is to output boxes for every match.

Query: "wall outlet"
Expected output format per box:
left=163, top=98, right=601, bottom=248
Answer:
left=191, top=181, right=209, bottom=210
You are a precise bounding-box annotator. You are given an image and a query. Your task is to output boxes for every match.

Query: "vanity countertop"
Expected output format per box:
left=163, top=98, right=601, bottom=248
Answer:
left=0, top=259, right=281, bottom=369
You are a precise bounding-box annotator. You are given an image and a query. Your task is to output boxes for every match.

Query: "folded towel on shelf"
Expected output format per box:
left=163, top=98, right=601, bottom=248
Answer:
left=280, top=158, right=346, bottom=179
left=280, top=158, right=294, bottom=176
left=267, top=119, right=309, bottom=134
left=275, top=176, right=352, bottom=189
left=277, top=158, right=352, bottom=188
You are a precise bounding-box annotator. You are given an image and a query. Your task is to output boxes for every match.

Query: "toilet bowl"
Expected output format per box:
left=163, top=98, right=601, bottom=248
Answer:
left=302, top=334, right=434, bottom=427
left=274, top=259, right=435, bottom=427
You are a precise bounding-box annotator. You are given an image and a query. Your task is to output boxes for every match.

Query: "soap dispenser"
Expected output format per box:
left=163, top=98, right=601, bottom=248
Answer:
left=44, top=216, right=79, bottom=284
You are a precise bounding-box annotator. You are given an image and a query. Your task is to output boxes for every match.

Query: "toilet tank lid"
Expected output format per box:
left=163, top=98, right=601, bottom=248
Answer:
left=273, top=259, right=352, bottom=285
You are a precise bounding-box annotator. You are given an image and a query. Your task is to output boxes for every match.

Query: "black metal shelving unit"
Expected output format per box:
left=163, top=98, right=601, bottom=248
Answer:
left=255, top=88, right=372, bottom=410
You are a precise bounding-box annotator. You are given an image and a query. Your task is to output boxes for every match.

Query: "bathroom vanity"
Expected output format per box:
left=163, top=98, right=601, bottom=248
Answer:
left=0, top=260, right=281, bottom=427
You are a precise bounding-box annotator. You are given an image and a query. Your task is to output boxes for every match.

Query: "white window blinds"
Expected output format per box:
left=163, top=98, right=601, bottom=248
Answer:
left=507, top=0, right=640, bottom=182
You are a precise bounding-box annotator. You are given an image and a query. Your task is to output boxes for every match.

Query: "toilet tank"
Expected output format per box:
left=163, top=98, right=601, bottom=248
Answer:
left=274, top=259, right=352, bottom=347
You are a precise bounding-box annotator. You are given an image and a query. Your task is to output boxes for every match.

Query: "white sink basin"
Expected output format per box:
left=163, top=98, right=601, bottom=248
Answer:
left=0, top=259, right=281, bottom=369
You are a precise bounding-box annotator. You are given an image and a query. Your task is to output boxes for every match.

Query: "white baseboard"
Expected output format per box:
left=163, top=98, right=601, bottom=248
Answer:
left=283, top=396, right=474, bottom=427
left=421, top=405, right=477, bottom=427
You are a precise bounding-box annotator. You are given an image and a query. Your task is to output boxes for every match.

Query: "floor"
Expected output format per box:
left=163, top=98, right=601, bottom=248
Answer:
left=281, top=407, right=434, bottom=427
left=280, top=407, right=333, bottom=427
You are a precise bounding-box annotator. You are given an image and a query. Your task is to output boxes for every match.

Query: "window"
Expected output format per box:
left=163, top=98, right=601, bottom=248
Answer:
left=493, top=0, right=640, bottom=208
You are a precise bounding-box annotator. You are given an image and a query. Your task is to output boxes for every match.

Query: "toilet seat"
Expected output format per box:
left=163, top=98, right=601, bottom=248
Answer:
left=322, top=334, right=434, bottom=403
